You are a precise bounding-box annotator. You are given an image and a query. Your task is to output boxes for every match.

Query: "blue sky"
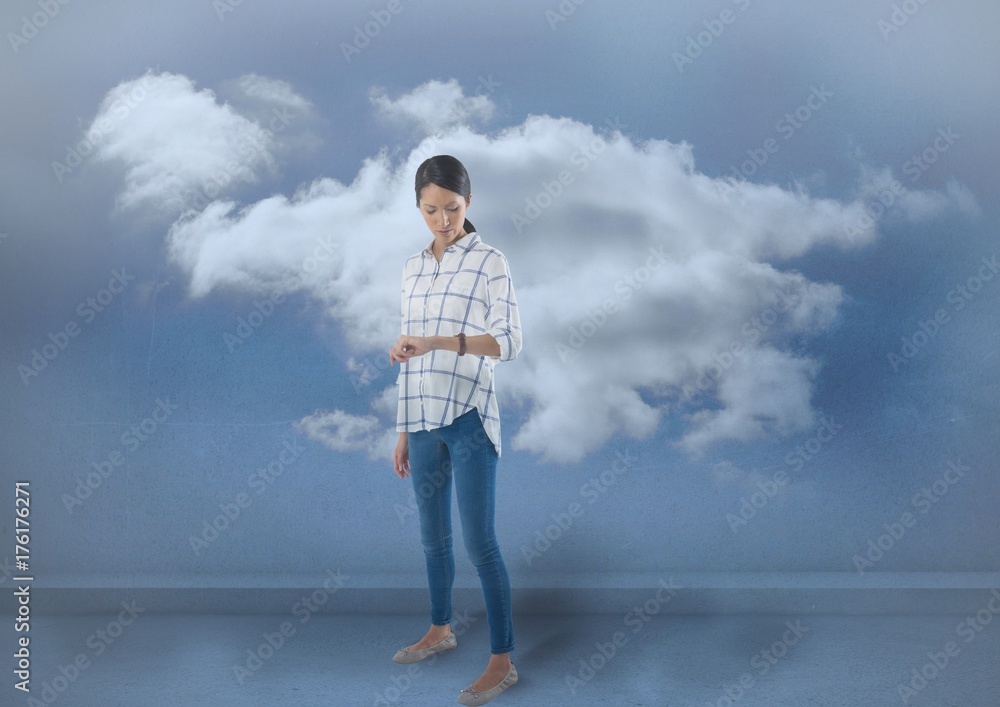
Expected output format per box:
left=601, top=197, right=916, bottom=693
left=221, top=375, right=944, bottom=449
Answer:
left=0, top=0, right=997, bottom=584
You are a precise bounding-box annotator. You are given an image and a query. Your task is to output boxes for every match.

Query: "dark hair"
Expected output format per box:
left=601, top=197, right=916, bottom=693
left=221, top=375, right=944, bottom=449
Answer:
left=414, top=155, right=476, bottom=234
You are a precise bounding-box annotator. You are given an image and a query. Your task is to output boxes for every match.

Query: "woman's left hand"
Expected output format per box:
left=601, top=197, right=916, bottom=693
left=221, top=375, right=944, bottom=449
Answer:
left=389, top=335, right=434, bottom=364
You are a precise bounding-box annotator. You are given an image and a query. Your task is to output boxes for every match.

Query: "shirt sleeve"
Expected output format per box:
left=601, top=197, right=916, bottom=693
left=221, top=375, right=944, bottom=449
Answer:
left=484, top=252, right=522, bottom=362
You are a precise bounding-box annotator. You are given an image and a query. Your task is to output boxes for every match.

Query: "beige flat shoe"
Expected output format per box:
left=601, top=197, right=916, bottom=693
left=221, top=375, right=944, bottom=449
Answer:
left=391, top=631, right=457, bottom=664
left=457, top=663, right=518, bottom=705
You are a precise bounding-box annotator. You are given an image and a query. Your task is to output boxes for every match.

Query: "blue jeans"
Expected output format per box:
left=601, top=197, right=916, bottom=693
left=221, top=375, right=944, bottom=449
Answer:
left=407, top=408, right=515, bottom=655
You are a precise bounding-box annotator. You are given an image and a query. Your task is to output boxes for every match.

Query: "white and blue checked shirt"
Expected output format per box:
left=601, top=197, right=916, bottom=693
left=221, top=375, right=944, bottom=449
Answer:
left=395, top=231, right=522, bottom=458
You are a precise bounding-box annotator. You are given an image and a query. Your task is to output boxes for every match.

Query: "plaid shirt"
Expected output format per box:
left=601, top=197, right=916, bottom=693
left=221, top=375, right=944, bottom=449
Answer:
left=395, top=231, right=522, bottom=458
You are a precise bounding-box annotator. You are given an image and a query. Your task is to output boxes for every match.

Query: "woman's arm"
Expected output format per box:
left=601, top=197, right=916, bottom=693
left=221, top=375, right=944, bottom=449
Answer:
left=393, top=431, right=409, bottom=479
left=431, top=333, right=501, bottom=358
left=389, top=333, right=500, bottom=362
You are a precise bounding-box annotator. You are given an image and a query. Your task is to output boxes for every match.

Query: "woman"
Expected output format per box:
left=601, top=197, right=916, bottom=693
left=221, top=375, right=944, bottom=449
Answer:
left=388, top=154, right=522, bottom=705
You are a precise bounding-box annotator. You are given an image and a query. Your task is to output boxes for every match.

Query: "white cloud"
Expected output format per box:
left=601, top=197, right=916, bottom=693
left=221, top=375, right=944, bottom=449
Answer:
left=295, top=409, right=396, bottom=459
left=221, top=73, right=323, bottom=158
left=679, top=347, right=821, bottom=455
left=852, top=165, right=980, bottom=227
left=86, top=70, right=315, bottom=215
left=370, top=78, right=495, bottom=137
left=234, top=73, right=314, bottom=112
left=111, top=76, right=975, bottom=463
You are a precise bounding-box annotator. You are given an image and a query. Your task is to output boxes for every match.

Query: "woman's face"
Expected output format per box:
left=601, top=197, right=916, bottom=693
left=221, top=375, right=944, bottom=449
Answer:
left=418, top=183, right=471, bottom=240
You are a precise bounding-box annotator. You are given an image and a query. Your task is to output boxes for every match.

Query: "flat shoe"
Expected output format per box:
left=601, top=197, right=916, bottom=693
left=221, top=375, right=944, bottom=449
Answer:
left=457, top=663, right=518, bottom=705
left=392, top=631, right=457, bottom=664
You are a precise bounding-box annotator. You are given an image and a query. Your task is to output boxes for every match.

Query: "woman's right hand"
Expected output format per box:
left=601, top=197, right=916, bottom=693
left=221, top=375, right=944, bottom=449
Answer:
left=393, top=432, right=410, bottom=479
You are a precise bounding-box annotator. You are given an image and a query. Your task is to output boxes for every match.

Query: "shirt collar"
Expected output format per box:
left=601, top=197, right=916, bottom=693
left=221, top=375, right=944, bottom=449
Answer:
left=422, top=230, right=479, bottom=259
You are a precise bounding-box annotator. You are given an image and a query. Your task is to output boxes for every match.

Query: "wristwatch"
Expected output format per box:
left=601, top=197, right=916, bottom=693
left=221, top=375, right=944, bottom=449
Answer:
left=457, top=332, right=466, bottom=356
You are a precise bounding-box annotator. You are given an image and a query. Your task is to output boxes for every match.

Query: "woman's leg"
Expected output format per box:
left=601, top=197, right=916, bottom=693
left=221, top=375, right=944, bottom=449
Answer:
left=407, top=428, right=456, bottom=629
left=445, top=410, right=515, bottom=655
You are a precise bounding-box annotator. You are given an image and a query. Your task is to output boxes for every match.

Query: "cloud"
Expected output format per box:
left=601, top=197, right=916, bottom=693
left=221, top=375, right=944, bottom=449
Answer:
left=295, top=409, right=397, bottom=460
left=105, top=77, right=976, bottom=463
left=850, top=164, right=980, bottom=227
left=679, top=347, right=821, bottom=455
left=232, top=73, right=314, bottom=113
left=370, top=78, right=495, bottom=137
left=85, top=70, right=315, bottom=215
left=220, top=73, right=323, bottom=157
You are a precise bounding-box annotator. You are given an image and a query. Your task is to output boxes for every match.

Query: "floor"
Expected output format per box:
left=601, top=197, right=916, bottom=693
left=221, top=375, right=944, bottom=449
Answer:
left=10, top=611, right=999, bottom=706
